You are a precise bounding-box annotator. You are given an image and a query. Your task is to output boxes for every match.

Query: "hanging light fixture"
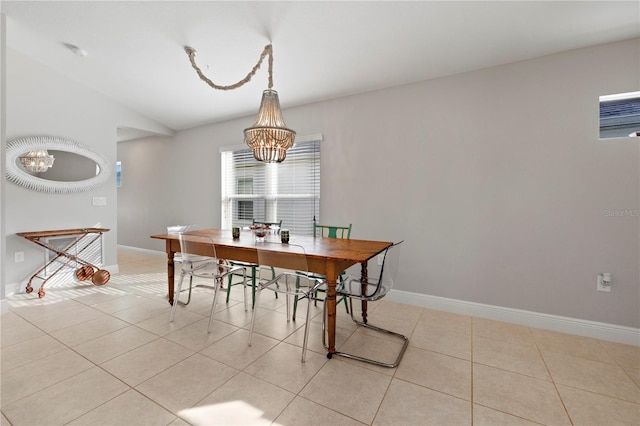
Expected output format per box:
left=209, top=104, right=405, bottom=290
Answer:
left=19, top=150, right=55, bottom=173
left=185, top=44, right=295, bottom=163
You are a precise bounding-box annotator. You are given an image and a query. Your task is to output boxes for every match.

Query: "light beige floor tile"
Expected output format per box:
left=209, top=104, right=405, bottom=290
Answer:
left=244, top=309, right=303, bottom=341
left=373, top=378, right=470, bottom=425
left=2, top=367, right=128, bottom=426
left=164, top=317, right=239, bottom=351
left=200, top=329, right=279, bottom=370
left=1, top=412, right=9, bottom=426
left=73, top=325, right=158, bottom=364
left=136, top=308, right=206, bottom=336
left=276, top=396, right=366, bottom=426
left=9, top=299, right=84, bottom=322
left=419, top=308, right=472, bottom=335
left=355, top=312, right=417, bottom=343
left=1, top=348, right=94, bottom=406
left=395, top=345, right=471, bottom=400
left=532, top=328, right=614, bottom=363
left=176, top=401, right=270, bottom=426
left=136, top=353, right=238, bottom=414
left=90, top=293, right=153, bottom=314
left=0, top=311, right=45, bottom=348
left=543, top=351, right=640, bottom=403
left=600, top=339, right=640, bottom=370
left=335, top=332, right=403, bottom=376
left=196, top=372, right=295, bottom=423
left=244, top=342, right=327, bottom=393
left=473, top=318, right=536, bottom=347
left=284, top=319, right=352, bottom=356
left=473, top=334, right=549, bottom=379
left=299, top=358, right=391, bottom=424
left=410, top=321, right=471, bottom=360
left=26, top=305, right=109, bottom=333
left=101, top=338, right=195, bottom=386
left=68, top=389, right=177, bottom=425
left=49, top=314, right=130, bottom=347
left=212, top=301, right=260, bottom=328
left=473, top=364, right=570, bottom=425
left=1, top=334, right=66, bottom=371
left=110, top=299, right=170, bottom=324
left=625, top=367, right=640, bottom=387
left=472, top=404, right=540, bottom=425
left=557, top=384, right=640, bottom=426
left=370, top=300, right=422, bottom=323
left=72, top=286, right=130, bottom=306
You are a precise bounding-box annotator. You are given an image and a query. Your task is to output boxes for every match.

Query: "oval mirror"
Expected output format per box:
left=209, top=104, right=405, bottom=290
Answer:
left=6, top=136, right=111, bottom=193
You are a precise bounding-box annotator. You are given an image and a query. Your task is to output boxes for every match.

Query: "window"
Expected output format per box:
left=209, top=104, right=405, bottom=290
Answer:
left=599, top=91, right=640, bottom=139
left=221, top=136, right=321, bottom=235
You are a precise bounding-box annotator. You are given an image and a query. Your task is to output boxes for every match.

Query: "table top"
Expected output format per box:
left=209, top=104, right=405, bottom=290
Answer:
left=151, top=228, right=392, bottom=264
left=17, top=228, right=110, bottom=238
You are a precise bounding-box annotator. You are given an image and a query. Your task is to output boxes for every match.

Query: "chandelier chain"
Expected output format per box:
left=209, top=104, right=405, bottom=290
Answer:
left=185, top=44, right=273, bottom=91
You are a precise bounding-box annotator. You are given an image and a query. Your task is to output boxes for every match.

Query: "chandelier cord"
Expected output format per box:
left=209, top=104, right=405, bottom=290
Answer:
left=185, top=44, right=273, bottom=90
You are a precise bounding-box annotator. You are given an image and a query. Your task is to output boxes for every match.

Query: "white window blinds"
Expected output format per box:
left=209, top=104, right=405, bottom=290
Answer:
left=221, top=138, right=320, bottom=235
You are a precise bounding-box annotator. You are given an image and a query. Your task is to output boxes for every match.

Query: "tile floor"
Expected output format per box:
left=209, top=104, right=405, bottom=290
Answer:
left=1, top=249, right=639, bottom=425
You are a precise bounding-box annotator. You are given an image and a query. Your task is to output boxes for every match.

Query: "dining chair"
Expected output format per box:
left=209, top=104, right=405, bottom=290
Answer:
left=226, top=219, right=282, bottom=307
left=323, top=240, right=408, bottom=368
left=248, top=242, right=324, bottom=363
left=170, top=230, right=247, bottom=333
left=167, top=224, right=215, bottom=306
left=292, top=220, right=351, bottom=320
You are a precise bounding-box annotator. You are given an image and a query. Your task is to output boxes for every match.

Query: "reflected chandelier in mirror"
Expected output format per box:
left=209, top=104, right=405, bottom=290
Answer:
left=6, top=136, right=111, bottom=193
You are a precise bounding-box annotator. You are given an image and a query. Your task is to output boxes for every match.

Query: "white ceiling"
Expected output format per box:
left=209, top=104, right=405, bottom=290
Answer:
left=3, top=1, right=639, bottom=139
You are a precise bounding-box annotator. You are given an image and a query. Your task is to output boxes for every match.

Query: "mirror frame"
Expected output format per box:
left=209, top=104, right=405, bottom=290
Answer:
left=6, top=136, right=112, bottom=194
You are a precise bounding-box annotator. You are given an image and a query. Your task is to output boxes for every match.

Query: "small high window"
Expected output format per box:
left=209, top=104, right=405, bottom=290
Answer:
left=599, top=91, right=640, bottom=139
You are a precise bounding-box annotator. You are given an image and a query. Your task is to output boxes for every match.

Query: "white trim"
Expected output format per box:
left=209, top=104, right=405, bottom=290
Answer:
left=387, top=289, right=640, bottom=346
left=220, top=133, right=323, bottom=153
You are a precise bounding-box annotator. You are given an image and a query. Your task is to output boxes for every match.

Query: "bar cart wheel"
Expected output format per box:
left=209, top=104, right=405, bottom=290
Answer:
left=92, top=269, right=110, bottom=286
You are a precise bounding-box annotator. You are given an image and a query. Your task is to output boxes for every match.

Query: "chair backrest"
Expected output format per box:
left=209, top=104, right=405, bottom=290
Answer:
left=313, top=220, right=352, bottom=239
left=366, top=240, right=404, bottom=300
left=252, top=219, right=283, bottom=234
left=178, top=230, right=217, bottom=263
left=256, top=242, right=308, bottom=277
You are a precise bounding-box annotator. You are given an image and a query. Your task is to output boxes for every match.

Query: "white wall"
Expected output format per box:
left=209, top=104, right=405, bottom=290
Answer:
left=3, top=48, right=171, bottom=292
left=126, top=38, right=637, bottom=329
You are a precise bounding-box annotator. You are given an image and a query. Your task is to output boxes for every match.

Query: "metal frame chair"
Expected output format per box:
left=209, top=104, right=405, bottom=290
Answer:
left=167, top=225, right=216, bottom=306
left=170, top=230, right=247, bottom=334
left=249, top=242, right=324, bottom=363
left=293, top=220, right=351, bottom=320
left=323, top=241, right=408, bottom=368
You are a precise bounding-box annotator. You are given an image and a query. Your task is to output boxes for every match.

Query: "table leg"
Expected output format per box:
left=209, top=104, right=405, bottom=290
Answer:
left=360, top=262, right=369, bottom=324
left=166, top=241, right=175, bottom=305
left=325, top=264, right=337, bottom=358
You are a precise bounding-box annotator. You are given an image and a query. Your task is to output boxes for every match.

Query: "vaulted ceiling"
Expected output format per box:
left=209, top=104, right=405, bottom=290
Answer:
left=3, top=1, right=639, bottom=139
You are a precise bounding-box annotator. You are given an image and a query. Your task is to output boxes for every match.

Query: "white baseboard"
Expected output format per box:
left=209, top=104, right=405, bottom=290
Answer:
left=387, top=289, right=640, bottom=346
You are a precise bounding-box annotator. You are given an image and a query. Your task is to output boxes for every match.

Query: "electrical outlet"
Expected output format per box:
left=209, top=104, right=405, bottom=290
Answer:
left=92, top=197, right=107, bottom=206
left=596, top=274, right=611, bottom=292
left=14, top=252, right=24, bottom=263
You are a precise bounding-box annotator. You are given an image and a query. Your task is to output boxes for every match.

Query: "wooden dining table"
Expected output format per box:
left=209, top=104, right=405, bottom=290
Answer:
left=151, top=228, right=392, bottom=357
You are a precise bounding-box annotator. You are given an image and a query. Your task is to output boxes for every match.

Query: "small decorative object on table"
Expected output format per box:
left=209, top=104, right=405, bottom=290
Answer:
left=281, top=229, right=290, bottom=243
left=250, top=225, right=269, bottom=242
left=232, top=227, right=240, bottom=239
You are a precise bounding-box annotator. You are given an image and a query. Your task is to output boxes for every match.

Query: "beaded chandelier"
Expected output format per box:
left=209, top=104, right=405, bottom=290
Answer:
left=185, top=44, right=295, bottom=163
